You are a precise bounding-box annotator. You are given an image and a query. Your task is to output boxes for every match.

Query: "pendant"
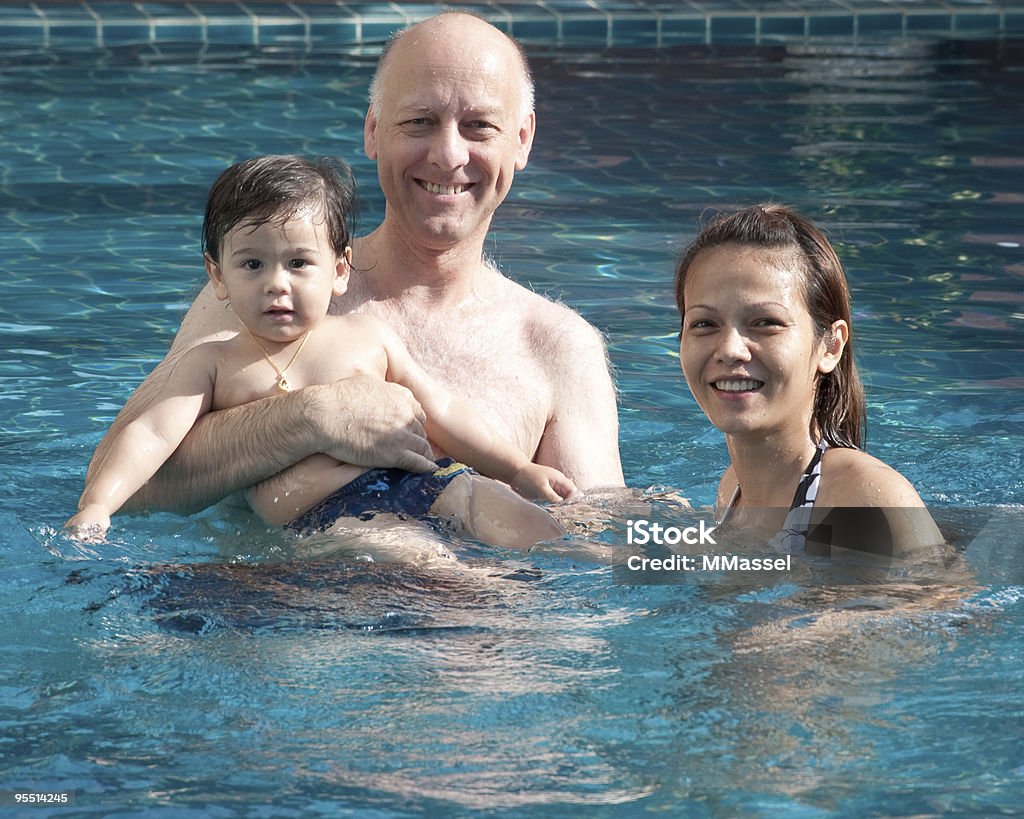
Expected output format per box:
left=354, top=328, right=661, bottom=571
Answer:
left=276, top=376, right=292, bottom=392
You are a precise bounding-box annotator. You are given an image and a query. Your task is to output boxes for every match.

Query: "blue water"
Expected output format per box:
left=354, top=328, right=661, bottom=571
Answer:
left=2, top=38, right=1023, bottom=816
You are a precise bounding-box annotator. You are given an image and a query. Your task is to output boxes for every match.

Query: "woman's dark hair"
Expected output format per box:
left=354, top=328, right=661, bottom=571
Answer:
left=202, top=154, right=357, bottom=263
left=674, top=203, right=866, bottom=449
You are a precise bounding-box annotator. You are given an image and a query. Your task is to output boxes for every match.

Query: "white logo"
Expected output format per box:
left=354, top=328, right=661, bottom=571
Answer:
left=626, top=518, right=717, bottom=546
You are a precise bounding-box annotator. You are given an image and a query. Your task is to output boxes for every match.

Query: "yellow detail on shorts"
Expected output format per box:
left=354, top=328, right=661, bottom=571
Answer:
left=433, top=461, right=468, bottom=478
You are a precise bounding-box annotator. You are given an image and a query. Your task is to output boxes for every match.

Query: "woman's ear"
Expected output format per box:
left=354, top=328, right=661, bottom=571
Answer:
left=333, top=246, right=353, bottom=297
left=204, top=254, right=229, bottom=301
left=818, top=319, right=849, bottom=374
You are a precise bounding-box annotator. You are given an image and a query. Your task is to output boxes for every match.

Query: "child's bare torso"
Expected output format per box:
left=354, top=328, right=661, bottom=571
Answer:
left=208, top=312, right=389, bottom=411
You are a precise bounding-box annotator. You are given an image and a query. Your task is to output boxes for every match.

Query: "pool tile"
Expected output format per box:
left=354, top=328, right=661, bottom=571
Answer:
left=509, top=15, right=562, bottom=43
left=561, top=16, right=611, bottom=43
left=660, top=14, right=709, bottom=44
left=3, top=0, right=1024, bottom=48
left=953, top=12, right=1003, bottom=32
left=808, top=12, right=855, bottom=36
left=855, top=12, right=904, bottom=35
left=100, top=22, right=155, bottom=45
left=0, top=26, right=45, bottom=47
left=202, top=21, right=259, bottom=44
left=760, top=14, right=807, bottom=39
left=905, top=12, right=955, bottom=34
left=359, top=19, right=408, bottom=41
left=710, top=14, right=758, bottom=42
left=612, top=15, right=661, bottom=44
left=307, top=19, right=362, bottom=45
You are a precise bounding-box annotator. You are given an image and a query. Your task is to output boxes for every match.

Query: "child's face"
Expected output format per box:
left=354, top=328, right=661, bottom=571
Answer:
left=205, top=210, right=350, bottom=343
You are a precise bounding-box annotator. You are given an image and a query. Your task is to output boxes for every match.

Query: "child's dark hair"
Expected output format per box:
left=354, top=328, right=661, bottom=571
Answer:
left=674, top=203, right=866, bottom=449
left=202, top=155, right=357, bottom=263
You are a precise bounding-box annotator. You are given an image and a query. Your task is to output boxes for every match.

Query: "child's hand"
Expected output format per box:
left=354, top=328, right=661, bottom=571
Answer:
left=63, top=506, right=111, bottom=543
left=511, top=464, right=578, bottom=502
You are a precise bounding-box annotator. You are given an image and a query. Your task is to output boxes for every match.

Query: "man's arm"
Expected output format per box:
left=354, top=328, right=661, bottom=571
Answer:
left=92, top=284, right=435, bottom=515
left=533, top=311, right=625, bottom=491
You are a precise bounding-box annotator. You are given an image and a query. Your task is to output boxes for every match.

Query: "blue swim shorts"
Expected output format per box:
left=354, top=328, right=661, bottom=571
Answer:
left=286, top=458, right=471, bottom=535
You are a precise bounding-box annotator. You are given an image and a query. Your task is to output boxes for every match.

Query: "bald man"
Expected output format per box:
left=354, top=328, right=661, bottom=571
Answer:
left=91, top=12, right=624, bottom=517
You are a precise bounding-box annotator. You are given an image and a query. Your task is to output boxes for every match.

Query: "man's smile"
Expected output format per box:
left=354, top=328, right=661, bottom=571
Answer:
left=418, top=180, right=472, bottom=195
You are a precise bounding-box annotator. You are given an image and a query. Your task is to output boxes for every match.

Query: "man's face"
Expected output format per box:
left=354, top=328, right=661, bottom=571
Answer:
left=365, top=22, right=535, bottom=253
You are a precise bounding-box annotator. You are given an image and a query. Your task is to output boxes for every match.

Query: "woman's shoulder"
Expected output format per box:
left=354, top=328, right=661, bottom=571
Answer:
left=820, top=446, right=927, bottom=508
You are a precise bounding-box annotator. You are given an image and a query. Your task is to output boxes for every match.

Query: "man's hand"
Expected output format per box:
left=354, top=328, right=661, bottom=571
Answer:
left=306, top=375, right=437, bottom=473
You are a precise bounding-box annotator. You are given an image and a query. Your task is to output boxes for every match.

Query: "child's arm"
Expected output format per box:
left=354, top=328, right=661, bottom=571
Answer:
left=375, top=320, right=577, bottom=502
left=246, top=454, right=363, bottom=526
left=64, top=348, right=217, bottom=540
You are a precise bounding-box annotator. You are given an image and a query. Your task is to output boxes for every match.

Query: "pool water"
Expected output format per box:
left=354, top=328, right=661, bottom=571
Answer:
left=2, top=37, right=1024, bottom=816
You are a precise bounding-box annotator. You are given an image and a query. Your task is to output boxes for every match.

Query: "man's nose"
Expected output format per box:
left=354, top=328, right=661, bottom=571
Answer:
left=428, top=121, right=469, bottom=171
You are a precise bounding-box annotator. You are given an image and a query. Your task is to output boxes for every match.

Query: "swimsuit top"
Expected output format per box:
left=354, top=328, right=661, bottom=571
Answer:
left=718, top=439, right=829, bottom=551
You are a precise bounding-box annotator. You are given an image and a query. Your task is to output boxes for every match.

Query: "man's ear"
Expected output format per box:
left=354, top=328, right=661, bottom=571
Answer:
left=204, top=254, right=229, bottom=301
left=515, top=110, right=536, bottom=171
left=364, top=105, right=379, bottom=160
left=333, top=246, right=353, bottom=297
left=818, top=319, right=849, bottom=374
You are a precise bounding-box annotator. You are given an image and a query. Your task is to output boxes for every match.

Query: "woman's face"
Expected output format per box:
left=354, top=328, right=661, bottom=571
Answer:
left=679, top=243, right=840, bottom=442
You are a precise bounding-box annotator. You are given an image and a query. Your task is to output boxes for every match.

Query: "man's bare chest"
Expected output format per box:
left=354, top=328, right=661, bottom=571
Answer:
left=391, top=313, right=553, bottom=455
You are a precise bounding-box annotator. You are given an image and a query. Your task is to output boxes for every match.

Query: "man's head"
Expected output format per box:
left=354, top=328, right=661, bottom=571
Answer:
left=363, top=12, right=537, bottom=253
left=369, top=12, right=534, bottom=123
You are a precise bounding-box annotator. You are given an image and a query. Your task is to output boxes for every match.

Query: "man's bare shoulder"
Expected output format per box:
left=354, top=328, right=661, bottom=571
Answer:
left=323, top=310, right=391, bottom=340
left=499, top=277, right=607, bottom=355
left=170, top=283, right=239, bottom=354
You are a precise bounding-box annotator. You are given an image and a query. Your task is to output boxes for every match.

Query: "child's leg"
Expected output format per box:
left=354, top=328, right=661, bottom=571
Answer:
left=430, top=473, right=565, bottom=550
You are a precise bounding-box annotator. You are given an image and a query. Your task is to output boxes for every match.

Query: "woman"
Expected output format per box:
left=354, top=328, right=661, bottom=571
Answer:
left=675, top=204, right=943, bottom=556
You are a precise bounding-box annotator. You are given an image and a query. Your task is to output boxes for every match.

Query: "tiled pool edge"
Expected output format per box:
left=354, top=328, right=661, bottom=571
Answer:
left=2, top=1, right=1024, bottom=48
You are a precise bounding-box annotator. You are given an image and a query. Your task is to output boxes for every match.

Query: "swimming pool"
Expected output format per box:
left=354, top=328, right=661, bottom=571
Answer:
left=2, top=6, right=1024, bottom=817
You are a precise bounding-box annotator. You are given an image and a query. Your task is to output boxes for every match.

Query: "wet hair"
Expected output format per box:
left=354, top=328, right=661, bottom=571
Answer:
left=674, top=203, right=866, bottom=449
left=368, top=11, right=535, bottom=121
left=202, top=154, right=357, bottom=264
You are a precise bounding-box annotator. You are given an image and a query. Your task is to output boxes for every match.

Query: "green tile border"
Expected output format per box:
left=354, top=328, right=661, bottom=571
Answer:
left=1, top=0, right=1022, bottom=48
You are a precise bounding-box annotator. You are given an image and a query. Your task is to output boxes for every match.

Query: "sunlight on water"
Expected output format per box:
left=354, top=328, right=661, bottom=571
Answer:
left=1, top=36, right=1022, bottom=817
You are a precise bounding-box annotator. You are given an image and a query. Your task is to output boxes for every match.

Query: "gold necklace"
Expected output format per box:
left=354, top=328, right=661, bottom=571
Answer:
left=240, top=322, right=312, bottom=393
